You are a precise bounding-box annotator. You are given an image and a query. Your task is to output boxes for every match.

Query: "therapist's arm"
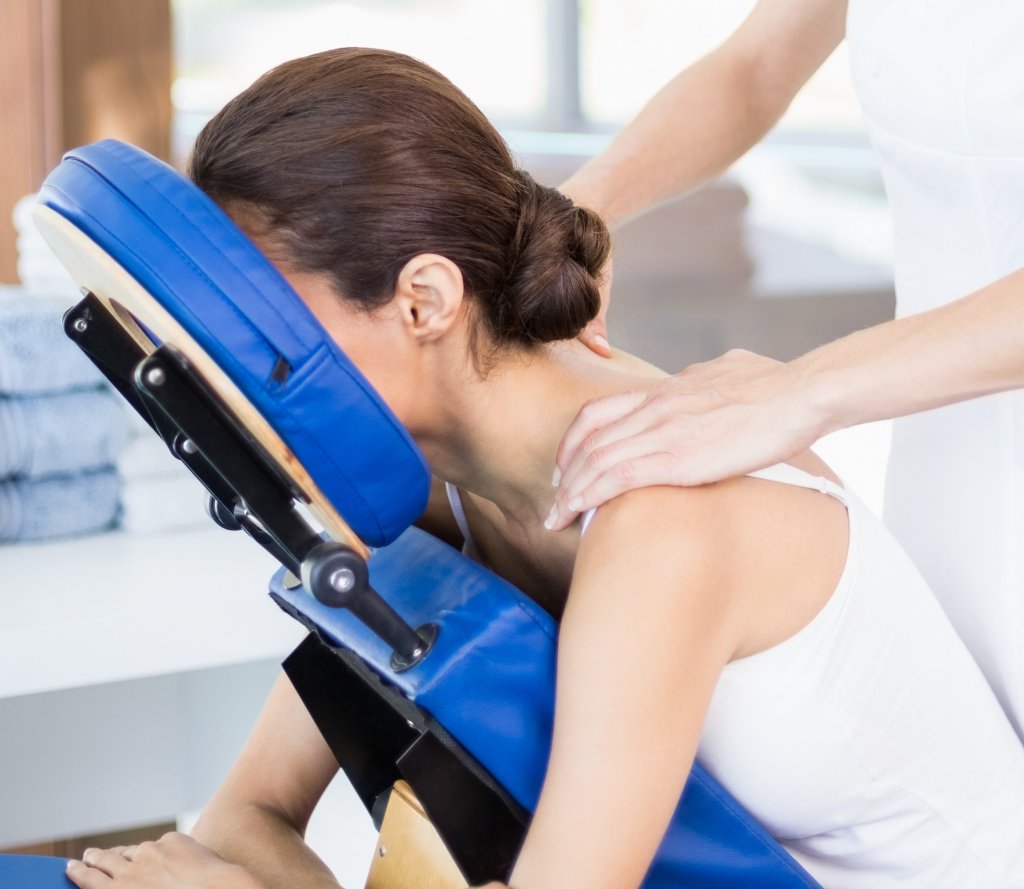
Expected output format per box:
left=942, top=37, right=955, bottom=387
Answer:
left=560, top=0, right=847, bottom=228
left=549, top=266, right=1024, bottom=528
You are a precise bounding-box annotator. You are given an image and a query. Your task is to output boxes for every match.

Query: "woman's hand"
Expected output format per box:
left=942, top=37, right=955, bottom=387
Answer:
left=548, top=349, right=821, bottom=529
left=65, top=832, right=263, bottom=889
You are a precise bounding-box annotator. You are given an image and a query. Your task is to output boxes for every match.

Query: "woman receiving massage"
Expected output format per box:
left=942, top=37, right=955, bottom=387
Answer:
left=66, top=48, right=1024, bottom=889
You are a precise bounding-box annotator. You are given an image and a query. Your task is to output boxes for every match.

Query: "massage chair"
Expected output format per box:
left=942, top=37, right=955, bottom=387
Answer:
left=0, top=141, right=821, bottom=889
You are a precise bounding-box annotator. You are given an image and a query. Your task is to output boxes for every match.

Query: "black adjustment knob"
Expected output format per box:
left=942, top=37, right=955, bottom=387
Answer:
left=206, top=495, right=242, bottom=531
left=300, top=542, right=434, bottom=668
left=302, top=543, right=369, bottom=609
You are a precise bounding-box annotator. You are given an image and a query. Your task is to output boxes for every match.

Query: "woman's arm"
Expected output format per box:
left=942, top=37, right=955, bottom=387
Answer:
left=511, top=486, right=742, bottom=889
left=189, top=674, right=344, bottom=889
left=549, top=266, right=1024, bottom=527
left=66, top=675, right=344, bottom=889
left=560, top=0, right=847, bottom=228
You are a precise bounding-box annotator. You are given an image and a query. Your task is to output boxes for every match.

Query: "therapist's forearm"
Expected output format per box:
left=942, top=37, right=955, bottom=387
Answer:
left=560, top=0, right=847, bottom=227
left=560, top=48, right=778, bottom=227
left=798, top=267, right=1024, bottom=435
left=192, top=802, right=343, bottom=889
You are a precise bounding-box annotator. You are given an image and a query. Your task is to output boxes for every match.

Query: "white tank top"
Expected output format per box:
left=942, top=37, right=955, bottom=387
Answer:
left=444, top=465, right=1024, bottom=887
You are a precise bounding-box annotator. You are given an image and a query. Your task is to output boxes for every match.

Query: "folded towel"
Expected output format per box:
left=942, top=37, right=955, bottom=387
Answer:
left=120, top=475, right=208, bottom=535
left=118, top=432, right=188, bottom=481
left=0, top=388, right=132, bottom=478
left=0, top=468, right=121, bottom=542
left=13, top=194, right=80, bottom=296
left=0, top=295, right=104, bottom=395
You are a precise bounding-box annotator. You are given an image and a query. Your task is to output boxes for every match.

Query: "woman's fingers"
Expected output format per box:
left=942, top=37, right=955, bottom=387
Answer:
left=66, top=859, right=113, bottom=888
left=81, top=848, right=131, bottom=878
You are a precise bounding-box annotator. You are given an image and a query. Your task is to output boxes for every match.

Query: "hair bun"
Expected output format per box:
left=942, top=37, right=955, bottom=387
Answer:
left=491, top=170, right=610, bottom=346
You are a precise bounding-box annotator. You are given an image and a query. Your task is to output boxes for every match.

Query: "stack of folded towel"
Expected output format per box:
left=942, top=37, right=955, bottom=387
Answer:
left=7, top=195, right=210, bottom=539
left=118, top=413, right=208, bottom=535
left=0, top=291, right=128, bottom=542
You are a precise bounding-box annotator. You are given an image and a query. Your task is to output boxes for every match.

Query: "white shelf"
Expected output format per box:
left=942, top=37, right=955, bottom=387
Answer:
left=0, top=524, right=304, bottom=698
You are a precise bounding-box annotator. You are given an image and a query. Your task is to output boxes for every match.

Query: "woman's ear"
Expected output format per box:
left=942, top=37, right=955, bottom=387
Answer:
left=394, top=254, right=464, bottom=343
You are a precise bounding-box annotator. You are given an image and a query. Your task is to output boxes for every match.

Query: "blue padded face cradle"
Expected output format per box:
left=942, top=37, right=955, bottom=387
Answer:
left=273, top=528, right=822, bottom=889
left=37, top=140, right=430, bottom=547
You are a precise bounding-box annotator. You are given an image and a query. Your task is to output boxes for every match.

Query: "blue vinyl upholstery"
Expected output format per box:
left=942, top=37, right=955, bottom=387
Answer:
left=34, top=141, right=821, bottom=888
left=38, top=140, right=429, bottom=547
left=273, top=529, right=820, bottom=888
left=0, top=855, right=73, bottom=887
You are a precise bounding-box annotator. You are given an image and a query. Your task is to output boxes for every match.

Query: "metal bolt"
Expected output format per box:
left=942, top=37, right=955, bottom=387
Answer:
left=72, top=317, right=88, bottom=334
left=180, top=438, right=198, bottom=455
left=378, top=844, right=387, bottom=858
left=328, top=567, right=356, bottom=593
left=145, top=367, right=166, bottom=387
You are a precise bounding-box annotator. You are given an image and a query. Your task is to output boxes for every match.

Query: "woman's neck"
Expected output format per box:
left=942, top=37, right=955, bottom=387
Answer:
left=415, top=342, right=663, bottom=527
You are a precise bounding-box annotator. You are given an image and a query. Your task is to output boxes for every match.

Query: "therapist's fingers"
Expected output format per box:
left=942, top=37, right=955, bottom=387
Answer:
left=550, top=451, right=685, bottom=530
left=66, top=859, right=113, bottom=888
left=576, top=255, right=614, bottom=357
left=548, top=411, right=678, bottom=530
left=577, top=314, right=611, bottom=357
left=554, top=389, right=648, bottom=484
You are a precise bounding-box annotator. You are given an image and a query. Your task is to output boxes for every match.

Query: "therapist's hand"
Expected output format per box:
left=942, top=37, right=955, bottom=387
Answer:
left=577, top=256, right=614, bottom=358
left=548, top=349, right=821, bottom=530
left=66, top=833, right=263, bottom=889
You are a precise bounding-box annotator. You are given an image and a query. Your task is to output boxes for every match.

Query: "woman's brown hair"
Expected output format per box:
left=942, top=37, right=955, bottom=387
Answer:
left=188, top=47, right=609, bottom=352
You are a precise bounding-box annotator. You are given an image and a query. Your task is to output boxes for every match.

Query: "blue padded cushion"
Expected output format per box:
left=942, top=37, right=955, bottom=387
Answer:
left=272, top=528, right=821, bottom=889
left=38, top=140, right=430, bottom=547
left=0, top=855, right=73, bottom=887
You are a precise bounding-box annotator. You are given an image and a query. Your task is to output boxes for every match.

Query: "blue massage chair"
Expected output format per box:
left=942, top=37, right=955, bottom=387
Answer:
left=0, top=140, right=821, bottom=889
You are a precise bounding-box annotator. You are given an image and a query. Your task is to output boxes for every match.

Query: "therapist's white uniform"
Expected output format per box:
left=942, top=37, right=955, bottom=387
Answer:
left=847, top=0, right=1024, bottom=740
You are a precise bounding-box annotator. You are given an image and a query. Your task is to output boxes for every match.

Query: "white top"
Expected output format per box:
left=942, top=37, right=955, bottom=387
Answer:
left=847, top=0, right=1024, bottom=740
left=445, top=464, right=1024, bottom=886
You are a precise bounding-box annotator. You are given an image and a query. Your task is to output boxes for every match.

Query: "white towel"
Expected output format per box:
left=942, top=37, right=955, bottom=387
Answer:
left=119, top=475, right=209, bottom=535
left=13, top=193, right=80, bottom=296
left=118, top=432, right=189, bottom=481
left=0, top=294, right=105, bottom=395
left=0, top=389, right=132, bottom=479
left=0, top=468, right=121, bottom=542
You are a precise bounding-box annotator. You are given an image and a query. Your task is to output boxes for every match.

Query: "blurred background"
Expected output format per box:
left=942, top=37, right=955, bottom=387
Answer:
left=0, top=1, right=893, bottom=885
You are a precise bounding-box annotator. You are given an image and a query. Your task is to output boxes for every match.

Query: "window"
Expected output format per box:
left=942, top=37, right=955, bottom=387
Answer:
left=172, top=0, right=547, bottom=154
left=580, top=0, right=864, bottom=134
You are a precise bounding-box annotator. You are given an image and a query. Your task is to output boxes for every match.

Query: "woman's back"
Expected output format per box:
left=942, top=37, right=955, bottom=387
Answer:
left=692, top=477, right=1024, bottom=886
left=452, top=460, right=1024, bottom=886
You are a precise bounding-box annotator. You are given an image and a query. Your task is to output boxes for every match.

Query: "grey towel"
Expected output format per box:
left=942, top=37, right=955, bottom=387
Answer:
left=0, top=468, right=121, bottom=542
left=0, top=293, right=104, bottom=395
left=0, top=389, right=132, bottom=478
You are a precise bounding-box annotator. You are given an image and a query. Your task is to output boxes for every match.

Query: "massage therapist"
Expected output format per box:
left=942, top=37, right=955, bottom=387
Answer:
left=549, top=0, right=1024, bottom=740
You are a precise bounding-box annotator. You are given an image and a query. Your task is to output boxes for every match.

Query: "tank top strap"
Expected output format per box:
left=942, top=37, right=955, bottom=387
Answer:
left=444, top=482, right=478, bottom=553
left=579, top=463, right=847, bottom=540
left=746, top=463, right=848, bottom=506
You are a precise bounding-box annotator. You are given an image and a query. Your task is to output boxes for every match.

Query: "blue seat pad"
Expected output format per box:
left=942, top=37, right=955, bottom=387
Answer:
left=37, top=140, right=429, bottom=547
left=272, top=528, right=821, bottom=889
left=0, top=855, right=73, bottom=888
